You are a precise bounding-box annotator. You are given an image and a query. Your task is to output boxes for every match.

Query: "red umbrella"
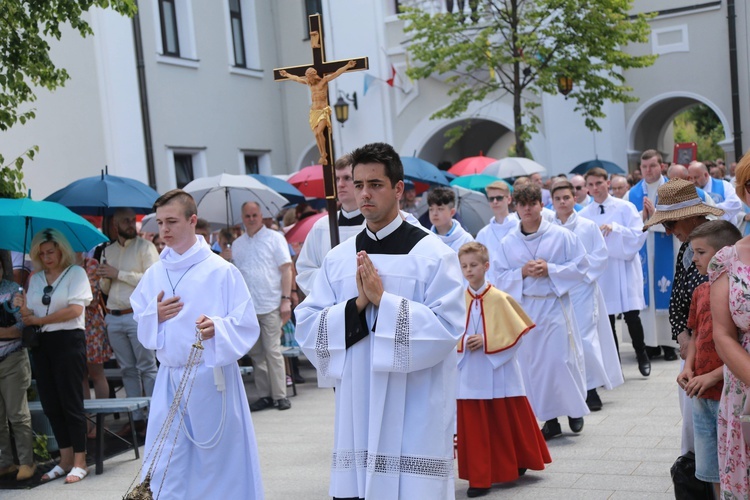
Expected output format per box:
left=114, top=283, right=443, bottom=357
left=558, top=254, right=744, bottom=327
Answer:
left=288, top=165, right=325, bottom=198
left=448, top=155, right=497, bottom=176
left=284, top=212, right=326, bottom=244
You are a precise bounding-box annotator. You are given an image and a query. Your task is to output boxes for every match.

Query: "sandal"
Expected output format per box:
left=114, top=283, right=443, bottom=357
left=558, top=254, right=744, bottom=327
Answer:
left=41, top=465, right=66, bottom=483
left=65, top=466, right=88, bottom=484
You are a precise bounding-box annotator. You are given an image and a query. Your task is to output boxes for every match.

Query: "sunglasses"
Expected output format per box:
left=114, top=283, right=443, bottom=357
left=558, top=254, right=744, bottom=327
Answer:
left=42, top=285, right=53, bottom=306
left=574, top=186, right=585, bottom=191
left=488, top=195, right=505, bottom=202
left=662, top=220, right=676, bottom=231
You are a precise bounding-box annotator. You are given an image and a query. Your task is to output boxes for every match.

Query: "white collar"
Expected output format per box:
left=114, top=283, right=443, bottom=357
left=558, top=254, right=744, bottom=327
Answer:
left=340, top=207, right=362, bottom=219
left=365, top=213, right=403, bottom=241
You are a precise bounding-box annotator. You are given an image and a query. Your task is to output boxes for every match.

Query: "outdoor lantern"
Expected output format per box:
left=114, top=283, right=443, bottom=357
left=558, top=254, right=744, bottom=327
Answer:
left=334, top=91, right=358, bottom=126
left=557, top=75, right=573, bottom=97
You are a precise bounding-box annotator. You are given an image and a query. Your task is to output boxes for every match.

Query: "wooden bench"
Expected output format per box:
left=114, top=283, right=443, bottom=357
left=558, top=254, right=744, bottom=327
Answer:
left=28, top=397, right=150, bottom=475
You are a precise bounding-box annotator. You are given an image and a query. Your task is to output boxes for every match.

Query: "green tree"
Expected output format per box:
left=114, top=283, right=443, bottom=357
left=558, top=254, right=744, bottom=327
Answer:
left=401, top=0, right=656, bottom=158
left=0, top=1, right=136, bottom=279
left=0, top=0, right=137, bottom=198
left=673, top=105, right=725, bottom=161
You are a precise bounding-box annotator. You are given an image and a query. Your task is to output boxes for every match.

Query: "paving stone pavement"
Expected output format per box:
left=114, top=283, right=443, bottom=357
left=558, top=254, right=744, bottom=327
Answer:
left=2, top=341, right=684, bottom=499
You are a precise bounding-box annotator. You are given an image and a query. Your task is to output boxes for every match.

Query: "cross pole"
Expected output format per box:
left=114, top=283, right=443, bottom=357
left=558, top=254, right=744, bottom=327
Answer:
left=274, top=14, right=368, bottom=248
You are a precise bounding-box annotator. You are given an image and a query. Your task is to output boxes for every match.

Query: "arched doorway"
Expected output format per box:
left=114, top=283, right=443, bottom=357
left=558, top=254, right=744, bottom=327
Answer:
left=415, top=119, right=514, bottom=169
left=626, top=92, right=733, bottom=168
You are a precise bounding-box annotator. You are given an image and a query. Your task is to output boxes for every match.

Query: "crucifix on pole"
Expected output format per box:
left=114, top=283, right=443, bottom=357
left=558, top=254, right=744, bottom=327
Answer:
left=274, top=14, right=368, bottom=247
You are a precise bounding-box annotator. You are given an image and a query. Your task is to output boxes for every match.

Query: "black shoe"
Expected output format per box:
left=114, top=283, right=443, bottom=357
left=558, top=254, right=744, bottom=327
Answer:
left=275, top=397, right=292, bottom=411
left=645, top=346, right=662, bottom=359
left=568, top=416, right=584, bottom=433
left=249, top=397, right=274, bottom=412
left=518, top=468, right=527, bottom=477
left=586, top=389, right=603, bottom=412
left=662, top=346, right=678, bottom=361
left=636, top=349, right=651, bottom=376
left=467, top=487, right=490, bottom=498
left=292, top=374, right=306, bottom=384
left=541, top=419, right=562, bottom=440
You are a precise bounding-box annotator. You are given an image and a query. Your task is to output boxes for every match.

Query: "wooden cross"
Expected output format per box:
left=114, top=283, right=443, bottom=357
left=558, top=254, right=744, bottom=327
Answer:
left=274, top=14, right=368, bottom=247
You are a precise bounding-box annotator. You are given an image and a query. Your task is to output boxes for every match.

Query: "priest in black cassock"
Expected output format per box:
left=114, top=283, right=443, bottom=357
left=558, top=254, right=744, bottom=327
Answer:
left=296, top=142, right=466, bottom=500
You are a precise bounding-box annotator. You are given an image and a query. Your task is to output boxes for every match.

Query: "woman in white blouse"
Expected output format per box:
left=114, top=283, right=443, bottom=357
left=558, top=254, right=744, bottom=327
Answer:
left=19, top=229, right=92, bottom=484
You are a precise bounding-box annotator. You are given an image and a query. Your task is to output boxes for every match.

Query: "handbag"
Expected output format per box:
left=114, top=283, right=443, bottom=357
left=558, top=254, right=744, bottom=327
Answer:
left=21, top=325, right=40, bottom=349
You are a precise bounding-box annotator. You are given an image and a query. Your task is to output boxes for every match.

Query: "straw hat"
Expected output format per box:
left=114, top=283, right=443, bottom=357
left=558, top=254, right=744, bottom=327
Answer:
left=642, top=178, right=724, bottom=230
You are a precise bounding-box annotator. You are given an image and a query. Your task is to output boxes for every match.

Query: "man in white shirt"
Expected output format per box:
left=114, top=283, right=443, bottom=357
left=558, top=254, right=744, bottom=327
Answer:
left=571, top=174, right=593, bottom=207
left=687, top=160, right=742, bottom=222
left=476, top=180, right=516, bottom=276
left=232, top=201, right=293, bottom=411
left=580, top=168, right=651, bottom=377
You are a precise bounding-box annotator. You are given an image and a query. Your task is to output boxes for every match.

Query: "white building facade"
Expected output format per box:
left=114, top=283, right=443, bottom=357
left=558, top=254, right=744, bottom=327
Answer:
left=1, top=0, right=748, bottom=199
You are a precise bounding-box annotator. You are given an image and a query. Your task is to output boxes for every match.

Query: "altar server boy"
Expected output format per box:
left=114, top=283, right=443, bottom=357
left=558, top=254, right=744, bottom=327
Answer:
left=456, top=242, right=551, bottom=498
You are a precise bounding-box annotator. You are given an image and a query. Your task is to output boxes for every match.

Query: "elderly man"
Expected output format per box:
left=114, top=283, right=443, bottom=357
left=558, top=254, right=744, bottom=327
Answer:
left=687, top=160, right=741, bottom=221
left=232, top=201, right=293, bottom=411
left=98, top=207, right=159, bottom=437
left=610, top=175, right=629, bottom=199
left=642, top=178, right=724, bottom=459
left=530, top=172, right=552, bottom=207
left=667, top=164, right=689, bottom=180
left=570, top=174, right=593, bottom=207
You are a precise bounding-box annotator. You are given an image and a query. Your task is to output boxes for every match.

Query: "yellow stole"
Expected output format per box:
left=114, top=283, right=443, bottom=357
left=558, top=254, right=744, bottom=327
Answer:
left=457, top=284, right=536, bottom=354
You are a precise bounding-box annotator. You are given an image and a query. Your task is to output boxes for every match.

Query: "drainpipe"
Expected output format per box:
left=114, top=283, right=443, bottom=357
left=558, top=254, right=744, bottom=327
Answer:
left=727, top=0, right=743, bottom=160
left=131, top=0, right=157, bottom=189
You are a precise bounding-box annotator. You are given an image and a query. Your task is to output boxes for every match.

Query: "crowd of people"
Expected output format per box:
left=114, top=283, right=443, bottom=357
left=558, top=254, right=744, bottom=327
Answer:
left=3, top=143, right=750, bottom=499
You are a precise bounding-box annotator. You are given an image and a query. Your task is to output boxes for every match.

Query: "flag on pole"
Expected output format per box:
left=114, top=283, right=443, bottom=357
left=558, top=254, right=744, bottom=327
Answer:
left=363, top=73, right=377, bottom=96
left=386, top=65, right=397, bottom=87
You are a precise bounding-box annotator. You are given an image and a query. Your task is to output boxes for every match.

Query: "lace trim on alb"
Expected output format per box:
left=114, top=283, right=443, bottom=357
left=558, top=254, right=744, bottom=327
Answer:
left=332, top=450, right=453, bottom=479
left=393, top=299, right=410, bottom=372
left=316, top=308, right=331, bottom=377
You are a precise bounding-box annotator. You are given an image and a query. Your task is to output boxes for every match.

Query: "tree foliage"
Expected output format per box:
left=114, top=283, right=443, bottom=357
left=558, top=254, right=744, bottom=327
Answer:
left=0, top=0, right=136, bottom=198
left=674, top=105, right=725, bottom=161
left=400, top=0, right=656, bottom=158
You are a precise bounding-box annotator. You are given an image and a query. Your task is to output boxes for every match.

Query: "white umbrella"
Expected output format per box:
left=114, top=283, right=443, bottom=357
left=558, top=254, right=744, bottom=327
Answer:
left=482, top=157, right=547, bottom=178
left=183, top=173, right=289, bottom=226
left=413, top=186, right=492, bottom=237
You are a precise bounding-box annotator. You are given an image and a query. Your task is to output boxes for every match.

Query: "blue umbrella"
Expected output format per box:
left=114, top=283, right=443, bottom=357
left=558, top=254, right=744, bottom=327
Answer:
left=400, top=156, right=450, bottom=186
left=249, top=174, right=305, bottom=204
left=44, top=171, right=160, bottom=215
left=0, top=197, right=109, bottom=253
left=570, top=159, right=625, bottom=175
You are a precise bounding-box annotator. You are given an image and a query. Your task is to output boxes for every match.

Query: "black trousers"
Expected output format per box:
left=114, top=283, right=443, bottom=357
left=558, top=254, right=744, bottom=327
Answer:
left=32, top=329, right=87, bottom=453
left=609, top=310, right=646, bottom=356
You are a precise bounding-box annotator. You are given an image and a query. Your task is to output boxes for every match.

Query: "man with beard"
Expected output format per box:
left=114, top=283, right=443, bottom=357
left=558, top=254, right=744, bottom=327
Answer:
left=98, top=207, right=159, bottom=436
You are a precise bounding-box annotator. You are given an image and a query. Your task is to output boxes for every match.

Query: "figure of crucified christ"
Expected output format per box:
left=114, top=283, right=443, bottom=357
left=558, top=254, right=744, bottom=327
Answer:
left=280, top=57, right=356, bottom=166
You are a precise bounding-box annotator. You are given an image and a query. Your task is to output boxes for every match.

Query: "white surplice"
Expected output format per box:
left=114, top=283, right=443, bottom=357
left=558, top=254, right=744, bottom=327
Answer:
left=295, top=215, right=465, bottom=500
left=579, top=195, right=648, bottom=315
left=431, top=219, right=474, bottom=253
left=554, top=212, right=624, bottom=391
left=457, top=283, right=526, bottom=400
left=130, top=237, right=264, bottom=500
left=295, top=209, right=366, bottom=296
left=475, top=215, right=517, bottom=279
left=493, top=220, right=590, bottom=421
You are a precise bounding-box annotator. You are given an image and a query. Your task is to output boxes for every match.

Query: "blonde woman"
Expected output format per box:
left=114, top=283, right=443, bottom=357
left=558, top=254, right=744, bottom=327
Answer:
left=18, top=229, right=92, bottom=483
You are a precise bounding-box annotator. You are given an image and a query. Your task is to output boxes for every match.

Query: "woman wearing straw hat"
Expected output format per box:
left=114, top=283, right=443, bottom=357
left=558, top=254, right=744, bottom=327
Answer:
left=643, top=178, right=723, bottom=461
